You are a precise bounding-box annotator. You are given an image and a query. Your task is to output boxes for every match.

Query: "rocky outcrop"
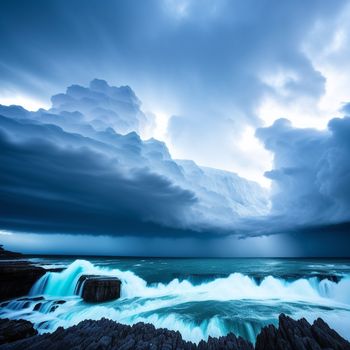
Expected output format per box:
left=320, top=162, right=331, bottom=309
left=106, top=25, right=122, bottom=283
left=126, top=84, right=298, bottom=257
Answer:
left=0, top=318, right=37, bottom=345
left=0, top=245, right=23, bottom=260
left=255, top=313, right=350, bottom=350
left=0, top=245, right=44, bottom=301
left=0, top=261, right=46, bottom=301
left=77, top=275, right=121, bottom=302
left=0, top=318, right=253, bottom=350
left=1, top=314, right=349, bottom=350
left=0, top=246, right=65, bottom=301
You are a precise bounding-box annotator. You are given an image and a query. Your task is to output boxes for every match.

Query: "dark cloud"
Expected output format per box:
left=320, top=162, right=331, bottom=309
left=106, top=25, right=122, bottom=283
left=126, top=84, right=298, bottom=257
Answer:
left=0, top=76, right=270, bottom=239
left=1, top=77, right=350, bottom=257
left=0, top=0, right=346, bottom=174
left=0, top=116, right=198, bottom=237
left=1, top=1, right=350, bottom=255
left=256, top=116, right=350, bottom=231
left=0, top=99, right=267, bottom=239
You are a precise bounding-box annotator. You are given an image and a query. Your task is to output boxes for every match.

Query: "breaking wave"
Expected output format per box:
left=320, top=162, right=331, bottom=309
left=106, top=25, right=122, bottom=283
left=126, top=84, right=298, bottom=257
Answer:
left=1, top=260, right=350, bottom=343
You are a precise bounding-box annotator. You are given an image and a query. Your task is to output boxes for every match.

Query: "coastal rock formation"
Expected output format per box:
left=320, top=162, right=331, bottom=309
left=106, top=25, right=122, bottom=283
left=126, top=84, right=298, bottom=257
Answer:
left=0, top=246, right=65, bottom=301
left=77, top=275, right=121, bottom=302
left=0, top=246, right=23, bottom=260
left=1, top=314, right=349, bottom=350
left=255, top=313, right=350, bottom=350
left=0, top=261, right=46, bottom=301
left=0, top=318, right=253, bottom=350
left=0, top=318, right=37, bottom=345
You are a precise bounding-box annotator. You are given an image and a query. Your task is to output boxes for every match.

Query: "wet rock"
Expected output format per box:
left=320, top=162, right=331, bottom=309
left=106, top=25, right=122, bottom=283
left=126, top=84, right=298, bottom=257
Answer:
left=49, top=305, right=59, bottom=313
left=255, top=313, right=350, bottom=350
left=33, top=303, right=42, bottom=311
left=78, top=275, right=121, bottom=302
left=17, top=296, right=44, bottom=302
left=1, top=314, right=349, bottom=350
left=0, top=318, right=252, bottom=350
left=0, top=318, right=37, bottom=345
left=0, top=261, right=46, bottom=301
left=0, top=246, right=63, bottom=301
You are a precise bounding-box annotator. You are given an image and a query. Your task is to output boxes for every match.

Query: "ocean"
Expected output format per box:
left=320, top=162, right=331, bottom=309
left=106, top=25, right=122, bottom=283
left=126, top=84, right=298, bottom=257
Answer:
left=1, top=257, right=350, bottom=344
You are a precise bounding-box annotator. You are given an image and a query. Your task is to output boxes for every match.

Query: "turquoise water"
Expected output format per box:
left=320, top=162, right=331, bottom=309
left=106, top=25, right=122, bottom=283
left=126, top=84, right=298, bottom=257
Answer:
left=1, top=257, right=350, bottom=343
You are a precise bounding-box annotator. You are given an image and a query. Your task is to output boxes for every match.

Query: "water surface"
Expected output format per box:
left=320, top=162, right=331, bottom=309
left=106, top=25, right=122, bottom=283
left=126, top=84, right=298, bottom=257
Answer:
left=1, top=257, right=350, bottom=343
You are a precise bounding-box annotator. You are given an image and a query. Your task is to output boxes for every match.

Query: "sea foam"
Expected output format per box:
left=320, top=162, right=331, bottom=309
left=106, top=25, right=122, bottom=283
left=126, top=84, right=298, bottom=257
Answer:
left=1, top=259, right=349, bottom=344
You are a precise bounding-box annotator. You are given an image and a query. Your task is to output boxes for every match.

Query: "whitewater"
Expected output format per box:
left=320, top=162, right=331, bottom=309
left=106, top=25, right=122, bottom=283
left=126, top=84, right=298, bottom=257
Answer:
left=1, top=258, right=350, bottom=344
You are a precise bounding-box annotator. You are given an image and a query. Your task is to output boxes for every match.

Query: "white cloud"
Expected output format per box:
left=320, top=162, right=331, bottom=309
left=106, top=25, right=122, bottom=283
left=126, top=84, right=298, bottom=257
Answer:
left=0, top=92, right=49, bottom=111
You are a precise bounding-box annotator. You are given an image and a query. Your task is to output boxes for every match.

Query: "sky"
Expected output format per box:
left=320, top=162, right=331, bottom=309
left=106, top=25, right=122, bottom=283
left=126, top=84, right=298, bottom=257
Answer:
left=1, top=0, right=350, bottom=256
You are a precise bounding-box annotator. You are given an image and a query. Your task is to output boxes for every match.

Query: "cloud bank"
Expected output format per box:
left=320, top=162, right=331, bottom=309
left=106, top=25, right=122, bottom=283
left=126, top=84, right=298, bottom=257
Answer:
left=0, top=124, right=196, bottom=236
left=256, top=115, right=350, bottom=232
left=1, top=0, right=348, bottom=185
left=0, top=80, right=268, bottom=238
left=1, top=78, right=350, bottom=255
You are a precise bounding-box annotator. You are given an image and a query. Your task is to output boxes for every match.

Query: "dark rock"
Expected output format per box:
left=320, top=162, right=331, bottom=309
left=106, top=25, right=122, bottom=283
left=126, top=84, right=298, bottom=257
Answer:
left=49, top=305, right=59, bottom=313
left=250, top=273, right=342, bottom=285
left=0, top=318, right=37, bottom=345
left=1, top=314, right=349, bottom=350
left=45, top=267, right=65, bottom=273
left=255, top=313, right=350, bottom=350
left=18, top=296, right=44, bottom=302
left=77, top=275, right=121, bottom=302
left=0, top=246, right=23, bottom=260
left=0, top=244, right=63, bottom=302
left=0, top=261, right=46, bottom=301
left=33, top=303, right=42, bottom=311
left=0, top=318, right=252, bottom=350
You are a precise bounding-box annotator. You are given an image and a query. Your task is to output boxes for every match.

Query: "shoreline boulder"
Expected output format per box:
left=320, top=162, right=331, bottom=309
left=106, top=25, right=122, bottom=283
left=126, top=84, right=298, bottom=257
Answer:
left=77, top=275, right=121, bottom=302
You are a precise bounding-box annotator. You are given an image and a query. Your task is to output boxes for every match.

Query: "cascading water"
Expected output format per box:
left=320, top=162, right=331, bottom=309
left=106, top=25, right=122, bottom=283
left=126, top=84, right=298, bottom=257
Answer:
left=1, top=259, right=350, bottom=344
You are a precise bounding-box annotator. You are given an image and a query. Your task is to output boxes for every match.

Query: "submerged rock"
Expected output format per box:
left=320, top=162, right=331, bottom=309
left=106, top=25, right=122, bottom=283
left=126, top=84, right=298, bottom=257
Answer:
left=77, top=275, right=121, bottom=302
left=255, top=313, right=350, bottom=350
left=0, top=318, right=37, bottom=345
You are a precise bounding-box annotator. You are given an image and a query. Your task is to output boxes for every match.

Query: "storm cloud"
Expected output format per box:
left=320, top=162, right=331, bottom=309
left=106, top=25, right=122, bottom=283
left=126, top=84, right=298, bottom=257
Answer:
left=0, top=118, right=197, bottom=236
left=256, top=115, right=350, bottom=231
left=0, top=0, right=347, bottom=181
left=1, top=0, right=350, bottom=255
left=0, top=80, right=269, bottom=238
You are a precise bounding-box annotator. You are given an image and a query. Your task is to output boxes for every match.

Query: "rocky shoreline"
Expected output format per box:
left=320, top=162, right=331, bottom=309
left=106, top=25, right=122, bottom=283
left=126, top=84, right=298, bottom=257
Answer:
left=0, top=313, right=349, bottom=350
left=1, top=247, right=349, bottom=349
left=0, top=246, right=64, bottom=301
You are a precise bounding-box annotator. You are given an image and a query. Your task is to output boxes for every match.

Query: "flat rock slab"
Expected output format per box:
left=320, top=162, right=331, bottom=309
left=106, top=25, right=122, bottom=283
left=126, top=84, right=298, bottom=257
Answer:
left=77, top=275, right=121, bottom=302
